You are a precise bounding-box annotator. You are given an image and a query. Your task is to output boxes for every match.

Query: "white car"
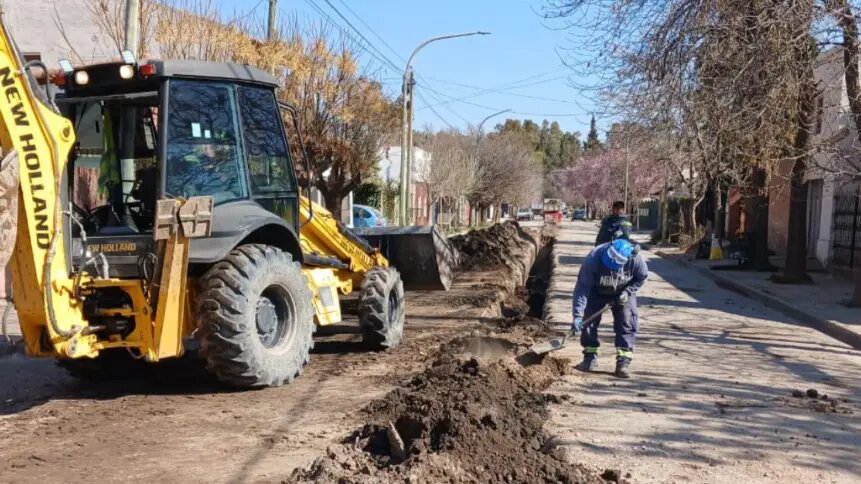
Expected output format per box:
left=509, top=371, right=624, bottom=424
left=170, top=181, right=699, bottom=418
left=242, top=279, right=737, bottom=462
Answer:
left=516, top=208, right=534, bottom=221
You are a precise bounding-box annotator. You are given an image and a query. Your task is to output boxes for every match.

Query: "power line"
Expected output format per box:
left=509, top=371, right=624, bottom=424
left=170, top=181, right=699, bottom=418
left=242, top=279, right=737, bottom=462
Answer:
left=319, top=0, right=402, bottom=71
left=419, top=83, right=590, bottom=121
left=421, top=75, right=575, bottom=104
left=335, top=0, right=406, bottom=64
left=414, top=90, right=455, bottom=129
left=414, top=74, right=469, bottom=123
left=303, top=0, right=400, bottom=72
left=321, top=0, right=467, bottom=128
left=418, top=75, right=569, bottom=109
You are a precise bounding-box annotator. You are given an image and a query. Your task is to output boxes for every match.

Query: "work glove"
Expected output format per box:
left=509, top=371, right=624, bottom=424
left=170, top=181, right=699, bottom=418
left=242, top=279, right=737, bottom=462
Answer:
left=571, top=317, right=584, bottom=334
left=615, top=291, right=630, bottom=306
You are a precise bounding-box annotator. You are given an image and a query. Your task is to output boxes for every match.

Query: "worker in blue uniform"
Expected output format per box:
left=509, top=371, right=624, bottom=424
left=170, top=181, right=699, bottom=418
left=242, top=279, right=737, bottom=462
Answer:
left=572, top=238, right=648, bottom=378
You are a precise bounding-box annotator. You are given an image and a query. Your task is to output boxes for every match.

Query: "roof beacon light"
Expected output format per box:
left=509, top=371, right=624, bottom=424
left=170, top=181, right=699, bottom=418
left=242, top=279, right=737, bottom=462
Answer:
left=74, top=70, right=89, bottom=86
left=119, top=64, right=135, bottom=79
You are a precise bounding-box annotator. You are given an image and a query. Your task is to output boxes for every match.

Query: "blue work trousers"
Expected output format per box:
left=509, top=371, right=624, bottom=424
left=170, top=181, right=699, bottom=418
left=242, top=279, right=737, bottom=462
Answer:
left=580, top=294, right=639, bottom=357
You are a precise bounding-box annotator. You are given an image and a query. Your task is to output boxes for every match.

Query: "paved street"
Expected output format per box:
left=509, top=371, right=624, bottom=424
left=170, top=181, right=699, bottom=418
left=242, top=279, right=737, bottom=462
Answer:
left=546, top=221, right=861, bottom=483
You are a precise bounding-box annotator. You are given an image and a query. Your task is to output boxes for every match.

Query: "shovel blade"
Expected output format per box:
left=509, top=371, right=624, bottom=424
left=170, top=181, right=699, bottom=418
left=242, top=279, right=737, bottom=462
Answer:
left=530, top=338, right=567, bottom=355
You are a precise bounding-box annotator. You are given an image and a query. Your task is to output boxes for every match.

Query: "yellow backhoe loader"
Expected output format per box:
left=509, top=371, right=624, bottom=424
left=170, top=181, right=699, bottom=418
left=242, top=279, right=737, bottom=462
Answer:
left=0, top=19, right=453, bottom=387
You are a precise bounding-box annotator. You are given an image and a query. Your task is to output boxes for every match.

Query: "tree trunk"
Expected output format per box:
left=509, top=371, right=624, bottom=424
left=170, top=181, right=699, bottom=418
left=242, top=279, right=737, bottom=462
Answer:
left=713, top=182, right=725, bottom=241
left=782, top=71, right=816, bottom=282
left=690, top=192, right=705, bottom=237
left=745, top=168, right=772, bottom=271
left=782, top=159, right=810, bottom=281
left=322, top=190, right=343, bottom=217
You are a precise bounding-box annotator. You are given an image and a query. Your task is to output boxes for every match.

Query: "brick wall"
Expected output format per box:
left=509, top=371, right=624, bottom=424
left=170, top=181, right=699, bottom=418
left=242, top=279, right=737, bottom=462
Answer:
left=768, top=160, right=794, bottom=255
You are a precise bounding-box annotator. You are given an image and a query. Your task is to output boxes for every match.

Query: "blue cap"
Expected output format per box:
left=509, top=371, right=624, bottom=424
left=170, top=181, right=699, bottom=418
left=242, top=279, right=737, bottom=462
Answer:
left=601, top=239, right=634, bottom=270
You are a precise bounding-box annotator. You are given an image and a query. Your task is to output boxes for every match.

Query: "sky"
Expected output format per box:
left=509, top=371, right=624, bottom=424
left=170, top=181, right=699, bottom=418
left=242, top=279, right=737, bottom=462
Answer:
left=218, top=0, right=601, bottom=136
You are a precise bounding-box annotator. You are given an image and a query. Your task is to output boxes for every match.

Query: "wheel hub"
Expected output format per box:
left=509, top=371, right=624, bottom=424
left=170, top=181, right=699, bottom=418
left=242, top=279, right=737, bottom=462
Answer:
left=256, top=296, right=280, bottom=348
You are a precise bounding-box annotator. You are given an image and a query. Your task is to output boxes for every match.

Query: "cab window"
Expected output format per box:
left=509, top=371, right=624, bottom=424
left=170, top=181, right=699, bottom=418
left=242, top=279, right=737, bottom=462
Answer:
left=238, top=86, right=295, bottom=195
left=165, top=81, right=249, bottom=204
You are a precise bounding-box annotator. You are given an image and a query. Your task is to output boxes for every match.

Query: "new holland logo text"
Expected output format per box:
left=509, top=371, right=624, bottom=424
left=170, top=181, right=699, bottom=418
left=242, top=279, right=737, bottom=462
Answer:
left=0, top=66, right=50, bottom=249
left=90, top=243, right=137, bottom=253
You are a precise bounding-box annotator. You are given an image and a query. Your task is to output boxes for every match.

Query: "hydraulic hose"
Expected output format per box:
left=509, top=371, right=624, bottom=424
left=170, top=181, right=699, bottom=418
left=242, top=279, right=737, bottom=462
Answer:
left=20, top=59, right=75, bottom=337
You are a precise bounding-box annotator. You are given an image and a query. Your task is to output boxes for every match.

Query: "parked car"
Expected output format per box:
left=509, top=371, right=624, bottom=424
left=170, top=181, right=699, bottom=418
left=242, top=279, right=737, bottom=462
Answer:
left=352, top=204, right=387, bottom=227
left=516, top=207, right=534, bottom=221
left=571, top=209, right=587, bottom=221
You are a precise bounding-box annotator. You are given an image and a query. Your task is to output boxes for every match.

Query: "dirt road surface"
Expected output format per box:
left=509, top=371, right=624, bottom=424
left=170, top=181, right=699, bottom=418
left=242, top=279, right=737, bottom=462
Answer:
left=546, top=222, right=861, bottom=483
left=0, top=223, right=543, bottom=484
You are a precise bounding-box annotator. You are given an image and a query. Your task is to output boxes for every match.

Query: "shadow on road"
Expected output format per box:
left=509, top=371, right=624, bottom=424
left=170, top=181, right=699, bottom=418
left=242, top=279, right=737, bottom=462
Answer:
left=0, top=321, right=375, bottom=416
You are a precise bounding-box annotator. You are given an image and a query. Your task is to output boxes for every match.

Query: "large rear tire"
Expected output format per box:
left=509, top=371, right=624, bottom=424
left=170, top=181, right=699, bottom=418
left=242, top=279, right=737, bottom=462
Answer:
left=196, top=244, right=314, bottom=388
left=358, top=266, right=405, bottom=350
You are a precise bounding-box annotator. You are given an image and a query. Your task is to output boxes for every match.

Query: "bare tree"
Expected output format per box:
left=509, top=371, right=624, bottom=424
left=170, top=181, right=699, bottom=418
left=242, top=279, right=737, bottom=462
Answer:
left=545, top=1, right=820, bottom=275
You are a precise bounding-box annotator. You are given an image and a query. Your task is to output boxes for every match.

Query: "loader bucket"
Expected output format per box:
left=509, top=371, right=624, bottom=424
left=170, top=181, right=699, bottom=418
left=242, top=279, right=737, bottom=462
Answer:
left=353, top=226, right=455, bottom=291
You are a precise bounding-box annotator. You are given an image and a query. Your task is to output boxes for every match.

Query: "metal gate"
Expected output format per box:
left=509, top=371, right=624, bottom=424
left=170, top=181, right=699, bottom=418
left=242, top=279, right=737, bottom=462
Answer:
left=832, top=190, right=861, bottom=268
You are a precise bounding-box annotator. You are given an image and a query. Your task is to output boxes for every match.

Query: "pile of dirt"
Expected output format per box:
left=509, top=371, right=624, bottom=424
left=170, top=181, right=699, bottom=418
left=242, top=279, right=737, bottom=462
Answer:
left=450, top=222, right=538, bottom=284
left=288, top=332, right=604, bottom=484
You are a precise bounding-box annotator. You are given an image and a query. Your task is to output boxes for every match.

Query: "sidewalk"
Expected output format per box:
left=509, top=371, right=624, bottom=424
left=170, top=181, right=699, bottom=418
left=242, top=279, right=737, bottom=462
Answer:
left=658, top=249, right=861, bottom=349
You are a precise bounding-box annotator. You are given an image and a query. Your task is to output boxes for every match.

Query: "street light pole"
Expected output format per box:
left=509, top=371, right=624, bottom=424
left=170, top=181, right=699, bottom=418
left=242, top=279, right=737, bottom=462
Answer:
left=477, top=108, right=511, bottom=142
left=124, top=0, right=140, bottom=54
left=399, top=31, right=490, bottom=225
left=623, top=137, right=630, bottom=214
left=267, top=0, right=278, bottom=41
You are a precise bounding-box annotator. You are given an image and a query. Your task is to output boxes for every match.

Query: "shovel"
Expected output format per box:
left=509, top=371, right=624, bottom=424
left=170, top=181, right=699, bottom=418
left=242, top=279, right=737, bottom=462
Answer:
left=530, top=305, right=611, bottom=355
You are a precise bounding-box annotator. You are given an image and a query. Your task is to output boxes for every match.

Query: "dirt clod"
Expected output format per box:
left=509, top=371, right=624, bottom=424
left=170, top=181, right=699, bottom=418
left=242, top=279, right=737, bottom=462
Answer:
left=791, top=389, right=805, bottom=398
left=806, top=388, right=819, bottom=398
left=601, top=468, right=622, bottom=482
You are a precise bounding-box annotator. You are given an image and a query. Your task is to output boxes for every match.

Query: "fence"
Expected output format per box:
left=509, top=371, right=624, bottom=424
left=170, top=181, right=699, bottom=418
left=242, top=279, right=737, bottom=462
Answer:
left=832, top=190, right=861, bottom=269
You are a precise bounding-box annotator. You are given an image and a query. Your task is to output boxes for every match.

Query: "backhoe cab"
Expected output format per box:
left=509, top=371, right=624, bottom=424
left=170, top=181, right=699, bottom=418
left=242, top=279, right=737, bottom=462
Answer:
left=0, top=18, right=435, bottom=388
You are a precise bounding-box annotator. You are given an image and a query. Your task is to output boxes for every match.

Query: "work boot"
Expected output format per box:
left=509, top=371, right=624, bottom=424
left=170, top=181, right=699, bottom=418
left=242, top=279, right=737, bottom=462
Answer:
left=575, top=353, right=598, bottom=372
left=614, top=357, right=632, bottom=379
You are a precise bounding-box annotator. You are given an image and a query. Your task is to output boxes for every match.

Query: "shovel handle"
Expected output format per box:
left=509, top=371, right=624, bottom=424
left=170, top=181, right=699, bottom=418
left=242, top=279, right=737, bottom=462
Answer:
left=570, top=304, right=612, bottom=337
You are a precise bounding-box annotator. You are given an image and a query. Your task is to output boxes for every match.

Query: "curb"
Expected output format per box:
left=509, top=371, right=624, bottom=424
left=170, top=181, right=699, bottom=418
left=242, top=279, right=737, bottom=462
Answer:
left=657, top=251, right=861, bottom=350
left=542, top=235, right=572, bottom=333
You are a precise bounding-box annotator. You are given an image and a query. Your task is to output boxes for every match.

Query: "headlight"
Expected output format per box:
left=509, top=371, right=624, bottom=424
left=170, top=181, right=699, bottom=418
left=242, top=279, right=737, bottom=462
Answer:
left=119, top=64, right=135, bottom=79
left=74, top=70, right=89, bottom=85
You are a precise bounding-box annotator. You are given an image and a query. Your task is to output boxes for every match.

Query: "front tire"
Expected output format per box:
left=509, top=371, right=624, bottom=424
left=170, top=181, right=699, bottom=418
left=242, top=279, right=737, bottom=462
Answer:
left=196, top=244, right=314, bottom=388
left=358, top=266, right=405, bottom=350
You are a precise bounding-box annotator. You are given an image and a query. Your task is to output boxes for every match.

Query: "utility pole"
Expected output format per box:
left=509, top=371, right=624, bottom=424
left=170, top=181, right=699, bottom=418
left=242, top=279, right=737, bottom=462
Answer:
left=398, top=31, right=490, bottom=226
left=268, top=0, right=278, bottom=42
left=661, top=177, right=669, bottom=244
left=405, top=71, right=416, bottom=224
left=120, top=0, right=141, bottom=228
left=124, top=0, right=140, bottom=55
left=623, top=137, right=630, bottom=214
left=399, top=69, right=413, bottom=226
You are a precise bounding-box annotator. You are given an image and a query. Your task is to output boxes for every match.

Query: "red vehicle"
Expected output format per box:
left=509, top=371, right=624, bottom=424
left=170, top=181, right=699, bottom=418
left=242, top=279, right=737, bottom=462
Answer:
left=543, top=199, right=563, bottom=224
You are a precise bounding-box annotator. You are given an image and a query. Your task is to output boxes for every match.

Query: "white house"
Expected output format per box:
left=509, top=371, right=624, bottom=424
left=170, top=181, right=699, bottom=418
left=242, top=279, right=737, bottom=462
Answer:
left=377, top=145, right=432, bottom=224
left=807, top=48, right=860, bottom=270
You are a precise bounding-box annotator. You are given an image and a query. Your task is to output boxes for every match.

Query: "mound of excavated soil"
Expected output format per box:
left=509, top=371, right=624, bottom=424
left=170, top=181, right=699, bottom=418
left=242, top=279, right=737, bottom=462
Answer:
left=288, top=332, right=604, bottom=484
left=450, top=222, right=538, bottom=284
